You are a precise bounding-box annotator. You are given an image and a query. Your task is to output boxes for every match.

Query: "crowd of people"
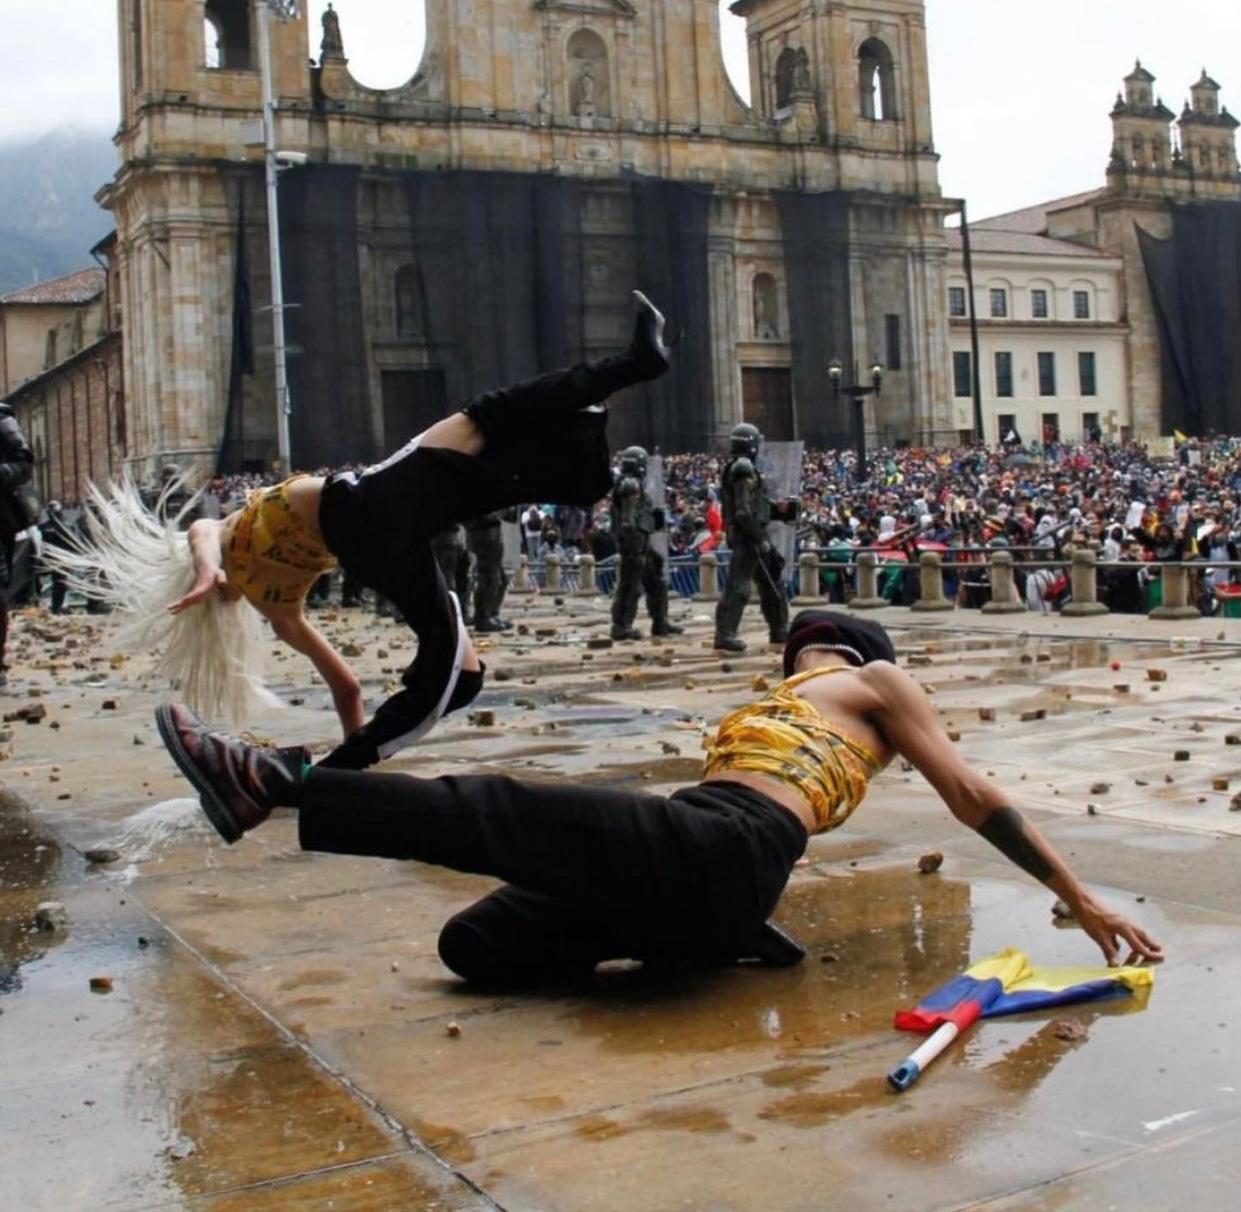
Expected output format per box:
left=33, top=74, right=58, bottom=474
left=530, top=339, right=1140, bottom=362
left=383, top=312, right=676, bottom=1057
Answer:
left=11, top=436, right=1241, bottom=623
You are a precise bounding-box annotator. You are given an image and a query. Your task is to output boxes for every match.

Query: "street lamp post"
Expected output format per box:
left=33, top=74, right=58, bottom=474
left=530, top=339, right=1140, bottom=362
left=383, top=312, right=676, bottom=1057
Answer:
left=828, top=358, right=884, bottom=484
left=257, top=1, right=300, bottom=474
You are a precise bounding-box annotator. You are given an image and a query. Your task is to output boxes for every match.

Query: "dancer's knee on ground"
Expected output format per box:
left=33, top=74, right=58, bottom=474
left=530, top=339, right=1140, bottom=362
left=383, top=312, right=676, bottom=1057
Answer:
left=437, top=914, right=594, bottom=987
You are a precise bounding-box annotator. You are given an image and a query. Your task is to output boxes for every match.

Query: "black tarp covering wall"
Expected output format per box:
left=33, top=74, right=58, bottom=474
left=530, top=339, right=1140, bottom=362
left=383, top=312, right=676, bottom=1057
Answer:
left=217, top=185, right=255, bottom=475
left=267, top=166, right=716, bottom=467
left=776, top=190, right=854, bottom=449
left=1139, top=201, right=1241, bottom=436
left=279, top=164, right=375, bottom=469
left=400, top=172, right=585, bottom=412
left=629, top=177, right=714, bottom=451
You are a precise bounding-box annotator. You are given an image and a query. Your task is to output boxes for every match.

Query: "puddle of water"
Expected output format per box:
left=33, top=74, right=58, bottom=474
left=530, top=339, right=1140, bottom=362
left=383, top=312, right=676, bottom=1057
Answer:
left=0, top=791, right=64, bottom=996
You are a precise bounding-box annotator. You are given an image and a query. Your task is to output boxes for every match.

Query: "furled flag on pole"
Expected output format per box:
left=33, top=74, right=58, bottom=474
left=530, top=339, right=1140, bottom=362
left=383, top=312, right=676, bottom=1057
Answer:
left=887, top=948, right=1154, bottom=1091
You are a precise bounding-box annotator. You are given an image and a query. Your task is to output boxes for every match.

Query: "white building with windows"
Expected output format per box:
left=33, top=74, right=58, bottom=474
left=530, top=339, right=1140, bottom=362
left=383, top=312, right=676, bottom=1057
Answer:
left=945, top=200, right=1130, bottom=445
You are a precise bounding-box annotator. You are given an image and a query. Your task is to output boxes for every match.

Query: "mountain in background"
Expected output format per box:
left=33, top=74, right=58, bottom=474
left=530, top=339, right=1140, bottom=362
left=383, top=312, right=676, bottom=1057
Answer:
left=0, top=128, right=116, bottom=295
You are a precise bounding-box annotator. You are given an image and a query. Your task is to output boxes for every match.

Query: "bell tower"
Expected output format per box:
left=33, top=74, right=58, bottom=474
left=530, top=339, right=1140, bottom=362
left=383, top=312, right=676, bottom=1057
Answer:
left=730, top=0, right=938, bottom=195
left=1178, top=69, right=1240, bottom=196
left=108, top=1, right=312, bottom=475
left=1107, top=61, right=1176, bottom=183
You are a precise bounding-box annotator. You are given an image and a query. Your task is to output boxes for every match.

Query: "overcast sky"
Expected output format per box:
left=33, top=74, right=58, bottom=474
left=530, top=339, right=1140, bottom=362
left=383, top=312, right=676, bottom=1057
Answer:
left=2, top=1, right=1239, bottom=219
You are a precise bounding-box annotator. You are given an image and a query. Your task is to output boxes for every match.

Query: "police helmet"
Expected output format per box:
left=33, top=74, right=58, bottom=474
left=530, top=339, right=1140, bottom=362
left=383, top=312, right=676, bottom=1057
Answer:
left=619, top=445, right=648, bottom=478
left=729, top=423, right=762, bottom=460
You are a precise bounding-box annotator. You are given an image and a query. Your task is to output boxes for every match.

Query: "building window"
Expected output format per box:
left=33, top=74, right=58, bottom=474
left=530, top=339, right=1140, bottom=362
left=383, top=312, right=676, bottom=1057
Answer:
left=994, top=351, right=1013, bottom=398
left=857, top=38, right=895, bottom=120
left=998, top=413, right=1018, bottom=444
left=1042, top=413, right=1060, bottom=443
left=885, top=314, right=902, bottom=370
left=1031, top=288, right=1048, bottom=319
left=203, top=0, right=253, bottom=71
left=953, top=351, right=972, bottom=398
left=1037, top=351, right=1056, bottom=397
left=1078, top=351, right=1097, bottom=397
left=1083, top=411, right=1100, bottom=441
left=989, top=288, right=1008, bottom=318
left=948, top=286, right=966, bottom=317
left=45, top=329, right=57, bottom=369
left=775, top=47, right=797, bottom=110
left=1073, top=290, right=1090, bottom=320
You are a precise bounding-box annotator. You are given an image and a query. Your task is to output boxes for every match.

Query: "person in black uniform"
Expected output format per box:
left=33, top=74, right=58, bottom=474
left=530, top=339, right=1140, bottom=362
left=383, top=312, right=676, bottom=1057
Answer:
left=609, top=445, right=682, bottom=641
left=430, top=523, right=471, bottom=622
left=713, top=423, right=796, bottom=653
left=467, top=509, right=513, bottom=633
left=0, top=402, right=36, bottom=684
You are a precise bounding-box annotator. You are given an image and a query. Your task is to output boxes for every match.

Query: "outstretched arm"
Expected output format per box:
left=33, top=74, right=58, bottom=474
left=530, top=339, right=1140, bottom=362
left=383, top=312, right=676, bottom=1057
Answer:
left=170, top=519, right=241, bottom=613
left=865, top=662, right=1163, bottom=966
left=264, top=607, right=365, bottom=738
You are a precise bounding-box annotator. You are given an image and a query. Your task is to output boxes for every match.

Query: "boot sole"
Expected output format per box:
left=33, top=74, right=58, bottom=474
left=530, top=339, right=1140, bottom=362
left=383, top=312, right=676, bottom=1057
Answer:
left=154, top=706, right=243, bottom=844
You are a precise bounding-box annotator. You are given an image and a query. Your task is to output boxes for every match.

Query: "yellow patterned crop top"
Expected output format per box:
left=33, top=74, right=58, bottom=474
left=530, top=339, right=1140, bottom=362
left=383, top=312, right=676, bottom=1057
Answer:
left=702, top=667, right=883, bottom=835
left=223, top=476, right=337, bottom=609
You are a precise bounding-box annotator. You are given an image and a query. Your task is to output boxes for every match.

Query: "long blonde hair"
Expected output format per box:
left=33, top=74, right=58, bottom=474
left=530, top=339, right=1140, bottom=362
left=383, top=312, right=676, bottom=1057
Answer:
left=41, top=480, right=278, bottom=725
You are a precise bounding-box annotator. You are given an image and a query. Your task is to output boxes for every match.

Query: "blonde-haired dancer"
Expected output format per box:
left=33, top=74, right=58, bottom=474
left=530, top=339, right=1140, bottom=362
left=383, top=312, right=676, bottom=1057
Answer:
left=58, top=292, right=669, bottom=771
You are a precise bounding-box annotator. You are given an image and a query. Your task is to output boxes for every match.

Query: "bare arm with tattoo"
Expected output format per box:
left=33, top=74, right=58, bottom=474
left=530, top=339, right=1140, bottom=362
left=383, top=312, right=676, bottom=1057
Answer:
left=862, top=661, right=1163, bottom=966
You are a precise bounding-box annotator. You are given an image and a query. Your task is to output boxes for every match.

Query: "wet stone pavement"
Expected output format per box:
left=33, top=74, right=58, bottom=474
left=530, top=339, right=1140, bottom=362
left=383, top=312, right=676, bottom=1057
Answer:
left=1, top=595, right=1240, bottom=1211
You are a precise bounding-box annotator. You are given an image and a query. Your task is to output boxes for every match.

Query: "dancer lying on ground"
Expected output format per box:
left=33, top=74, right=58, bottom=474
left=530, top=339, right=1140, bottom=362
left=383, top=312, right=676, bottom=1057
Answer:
left=51, top=291, right=670, bottom=772
left=155, top=610, right=1163, bottom=984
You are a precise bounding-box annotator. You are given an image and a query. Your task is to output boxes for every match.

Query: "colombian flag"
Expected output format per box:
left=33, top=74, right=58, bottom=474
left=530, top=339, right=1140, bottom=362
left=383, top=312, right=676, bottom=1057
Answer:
left=895, top=948, right=1154, bottom=1034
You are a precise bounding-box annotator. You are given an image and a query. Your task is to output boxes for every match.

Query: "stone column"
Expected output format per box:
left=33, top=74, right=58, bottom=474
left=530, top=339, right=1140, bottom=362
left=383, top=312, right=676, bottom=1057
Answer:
left=849, top=550, right=887, bottom=609
left=982, top=551, right=1026, bottom=613
left=694, top=552, right=720, bottom=602
left=1150, top=562, right=1201, bottom=619
left=577, top=553, right=597, bottom=597
left=545, top=552, right=562, bottom=593
left=1061, top=548, right=1109, bottom=617
left=511, top=555, right=534, bottom=595
left=912, top=551, right=953, bottom=612
left=792, top=550, right=823, bottom=605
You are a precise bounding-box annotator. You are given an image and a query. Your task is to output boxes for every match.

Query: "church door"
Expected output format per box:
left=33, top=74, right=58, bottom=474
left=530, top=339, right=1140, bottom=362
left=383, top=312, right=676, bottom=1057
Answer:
left=741, top=367, right=794, bottom=441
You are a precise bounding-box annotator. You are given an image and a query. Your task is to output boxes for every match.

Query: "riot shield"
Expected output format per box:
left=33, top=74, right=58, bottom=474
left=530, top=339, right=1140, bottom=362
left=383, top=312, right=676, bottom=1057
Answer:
left=501, top=519, right=522, bottom=571
left=646, top=455, right=669, bottom=559
left=759, top=440, right=804, bottom=569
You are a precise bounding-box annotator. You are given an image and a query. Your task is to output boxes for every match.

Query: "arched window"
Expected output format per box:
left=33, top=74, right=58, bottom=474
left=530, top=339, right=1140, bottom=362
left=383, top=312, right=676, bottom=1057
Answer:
left=752, top=273, right=780, bottom=340
left=395, top=264, right=422, bottom=338
left=567, top=28, right=610, bottom=118
left=775, top=46, right=797, bottom=110
left=857, top=38, right=895, bottom=120
left=204, top=0, right=252, bottom=71
left=204, top=15, right=222, bottom=69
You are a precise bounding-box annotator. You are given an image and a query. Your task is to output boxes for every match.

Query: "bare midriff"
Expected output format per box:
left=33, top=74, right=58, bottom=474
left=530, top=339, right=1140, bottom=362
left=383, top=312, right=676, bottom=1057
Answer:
left=701, top=666, right=883, bottom=836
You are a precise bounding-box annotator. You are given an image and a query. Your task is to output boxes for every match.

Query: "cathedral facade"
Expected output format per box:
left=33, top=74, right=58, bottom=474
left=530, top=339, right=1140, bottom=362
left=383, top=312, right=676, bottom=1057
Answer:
left=103, top=0, right=952, bottom=475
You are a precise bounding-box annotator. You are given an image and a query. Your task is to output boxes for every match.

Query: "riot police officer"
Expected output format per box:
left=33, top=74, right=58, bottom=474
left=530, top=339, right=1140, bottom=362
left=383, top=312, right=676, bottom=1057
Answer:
left=609, top=445, right=683, bottom=641
left=713, top=423, right=795, bottom=652
left=431, top=524, right=472, bottom=623
left=467, top=509, right=514, bottom=633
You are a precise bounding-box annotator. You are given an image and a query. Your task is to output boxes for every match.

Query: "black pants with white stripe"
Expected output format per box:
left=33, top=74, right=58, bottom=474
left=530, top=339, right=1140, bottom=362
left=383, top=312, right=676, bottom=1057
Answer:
left=314, top=355, right=636, bottom=770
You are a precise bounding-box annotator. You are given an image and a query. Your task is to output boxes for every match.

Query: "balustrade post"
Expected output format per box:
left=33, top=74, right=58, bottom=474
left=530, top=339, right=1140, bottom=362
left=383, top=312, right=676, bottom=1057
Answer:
left=1150, top=562, right=1201, bottom=619
left=981, top=550, right=1026, bottom=614
left=911, top=551, right=953, bottom=612
left=849, top=550, right=887, bottom=610
left=1061, top=548, right=1108, bottom=616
